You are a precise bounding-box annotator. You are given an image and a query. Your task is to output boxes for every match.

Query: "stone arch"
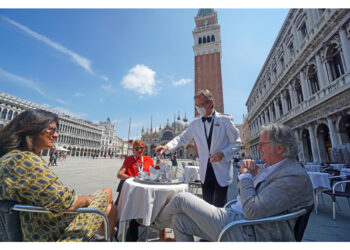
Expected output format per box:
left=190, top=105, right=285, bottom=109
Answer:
left=186, top=144, right=195, bottom=159
left=315, top=123, right=331, bottom=163
left=325, top=42, right=345, bottom=82
left=338, top=115, right=350, bottom=144
left=7, top=110, right=13, bottom=120
left=301, top=129, right=313, bottom=162
left=306, top=64, right=319, bottom=95
left=1, top=109, right=7, bottom=119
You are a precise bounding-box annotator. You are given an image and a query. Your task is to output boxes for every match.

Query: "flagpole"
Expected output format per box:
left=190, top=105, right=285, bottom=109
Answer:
left=150, top=115, right=153, bottom=156
left=127, top=116, right=131, bottom=155
left=173, top=113, right=176, bottom=137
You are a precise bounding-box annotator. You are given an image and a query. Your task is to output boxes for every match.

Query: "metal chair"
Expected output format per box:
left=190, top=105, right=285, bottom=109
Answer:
left=322, top=179, right=350, bottom=220
left=0, top=200, right=110, bottom=241
left=217, top=200, right=313, bottom=242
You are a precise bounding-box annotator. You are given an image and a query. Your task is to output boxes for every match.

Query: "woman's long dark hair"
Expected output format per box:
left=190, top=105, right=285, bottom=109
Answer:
left=0, top=109, right=59, bottom=157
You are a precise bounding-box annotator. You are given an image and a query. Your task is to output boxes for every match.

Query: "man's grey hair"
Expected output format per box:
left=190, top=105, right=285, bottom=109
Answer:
left=194, top=89, right=214, bottom=103
left=261, top=123, right=298, bottom=158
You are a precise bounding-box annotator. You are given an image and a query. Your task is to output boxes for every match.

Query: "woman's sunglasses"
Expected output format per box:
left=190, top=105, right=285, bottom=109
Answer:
left=134, top=147, right=145, bottom=151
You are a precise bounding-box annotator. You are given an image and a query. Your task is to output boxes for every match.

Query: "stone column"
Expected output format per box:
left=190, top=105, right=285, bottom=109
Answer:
left=299, top=70, right=309, bottom=99
left=294, top=129, right=305, bottom=162
left=339, top=28, right=350, bottom=72
left=308, top=125, right=320, bottom=163
left=315, top=53, right=328, bottom=88
left=304, top=10, right=313, bottom=33
left=327, top=117, right=339, bottom=148
left=264, top=110, right=269, bottom=124
left=274, top=99, right=280, bottom=119
left=268, top=104, right=274, bottom=122
left=280, top=92, right=287, bottom=115
left=288, top=83, right=296, bottom=108
left=266, top=110, right=270, bottom=124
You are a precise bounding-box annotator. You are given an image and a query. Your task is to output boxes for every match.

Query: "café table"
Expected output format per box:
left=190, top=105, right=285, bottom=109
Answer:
left=307, top=171, right=350, bottom=214
left=330, top=164, right=347, bottom=170
left=307, top=172, right=331, bottom=214
left=183, top=165, right=200, bottom=183
left=340, top=168, right=350, bottom=177
left=117, top=177, right=188, bottom=241
left=305, top=164, right=322, bottom=172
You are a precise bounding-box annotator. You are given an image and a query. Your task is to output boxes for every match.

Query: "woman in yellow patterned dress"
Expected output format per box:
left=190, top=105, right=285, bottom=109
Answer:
left=0, top=109, right=117, bottom=241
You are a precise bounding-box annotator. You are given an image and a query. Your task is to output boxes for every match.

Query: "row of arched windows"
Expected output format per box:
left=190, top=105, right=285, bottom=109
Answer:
left=198, top=35, right=215, bottom=45
left=249, top=40, right=347, bottom=136
left=59, top=123, right=101, bottom=140
left=249, top=40, right=346, bottom=114
left=0, top=107, right=19, bottom=121
left=56, top=134, right=100, bottom=147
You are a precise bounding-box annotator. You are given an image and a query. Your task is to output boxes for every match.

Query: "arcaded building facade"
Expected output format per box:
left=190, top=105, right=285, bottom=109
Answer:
left=246, top=9, right=350, bottom=164
left=0, top=91, right=103, bottom=157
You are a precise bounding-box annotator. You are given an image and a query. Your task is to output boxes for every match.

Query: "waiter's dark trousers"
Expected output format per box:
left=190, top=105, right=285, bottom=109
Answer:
left=201, top=162, right=228, bottom=207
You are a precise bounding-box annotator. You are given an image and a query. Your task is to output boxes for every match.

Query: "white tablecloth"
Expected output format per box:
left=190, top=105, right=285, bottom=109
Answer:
left=305, top=164, right=321, bottom=172
left=183, top=165, right=200, bottom=183
left=117, top=178, right=188, bottom=240
left=307, top=172, right=331, bottom=190
left=330, top=164, right=347, bottom=170
left=340, top=168, right=350, bottom=177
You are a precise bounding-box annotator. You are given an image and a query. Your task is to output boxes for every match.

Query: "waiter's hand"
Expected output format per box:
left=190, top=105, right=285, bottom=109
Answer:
left=240, top=159, right=259, bottom=176
left=155, top=145, right=168, bottom=155
left=209, top=152, right=224, bottom=162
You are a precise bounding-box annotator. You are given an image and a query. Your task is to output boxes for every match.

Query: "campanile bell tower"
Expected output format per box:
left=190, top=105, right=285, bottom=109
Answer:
left=193, top=9, right=224, bottom=116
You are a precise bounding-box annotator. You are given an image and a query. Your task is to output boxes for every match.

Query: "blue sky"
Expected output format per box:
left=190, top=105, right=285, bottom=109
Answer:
left=0, top=8, right=289, bottom=139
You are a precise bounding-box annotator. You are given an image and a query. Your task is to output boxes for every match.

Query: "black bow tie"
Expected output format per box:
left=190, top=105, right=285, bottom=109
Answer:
left=202, top=117, right=212, bottom=123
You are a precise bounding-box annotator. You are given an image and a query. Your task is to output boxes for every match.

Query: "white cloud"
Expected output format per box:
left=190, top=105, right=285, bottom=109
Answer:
left=41, top=104, right=51, bottom=109
left=0, top=67, right=46, bottom=96
left=2, top=16, right=108, bottom=81
left=101, top=75, right=109, bottom=81
left=54, top=98, right=69, bottom=105
left=101, top=84, right=112, bottom=90
left=131, top=122, right=144, bottom=128
left=121, top=64, right=157, bottom=96
left=0, top=67, right=69, bottom=105
left=173, top=78, right=192, bottom=87
left=74, top=92, right=85, bottom=97
left=52, top=106, right=87, bottom=119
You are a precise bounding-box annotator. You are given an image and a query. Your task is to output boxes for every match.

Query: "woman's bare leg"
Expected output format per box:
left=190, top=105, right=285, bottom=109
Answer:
left=99, top=188, right=118, bottom=241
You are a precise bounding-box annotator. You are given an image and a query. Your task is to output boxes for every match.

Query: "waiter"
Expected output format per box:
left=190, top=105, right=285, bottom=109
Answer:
left=155, top=89, right=241, bottom=207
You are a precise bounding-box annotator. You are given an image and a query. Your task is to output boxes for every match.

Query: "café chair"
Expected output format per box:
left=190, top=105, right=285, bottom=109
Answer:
left=322, top=179, right=350, bottom=220
left=217, top=199, right=313, bottom=242
left=0, top=200, right=110, bottom=241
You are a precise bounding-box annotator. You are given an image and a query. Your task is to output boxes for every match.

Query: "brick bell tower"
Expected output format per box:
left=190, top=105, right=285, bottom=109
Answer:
left=193, top=9, right=224, bottom=117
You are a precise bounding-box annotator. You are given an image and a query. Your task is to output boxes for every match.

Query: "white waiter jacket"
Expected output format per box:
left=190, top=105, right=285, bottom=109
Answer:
left=165, top=111, right=241, bottom=187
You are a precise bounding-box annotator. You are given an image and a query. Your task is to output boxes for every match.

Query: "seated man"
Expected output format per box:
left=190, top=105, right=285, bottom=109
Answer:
left=154, top=123, right=313, bottom=241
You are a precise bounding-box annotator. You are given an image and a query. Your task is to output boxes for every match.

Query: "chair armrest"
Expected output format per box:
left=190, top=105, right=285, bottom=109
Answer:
left=217, top=208, right=307, bottom=241
left=223, top=199, right=237, bottom=208
left=12, top=205, right=110, bottom=241
left=332, top=179, right=350, bottom=193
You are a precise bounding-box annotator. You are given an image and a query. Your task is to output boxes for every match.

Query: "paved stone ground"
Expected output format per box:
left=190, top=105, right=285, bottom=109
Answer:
left=46, top=156, right=350, bottom=242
